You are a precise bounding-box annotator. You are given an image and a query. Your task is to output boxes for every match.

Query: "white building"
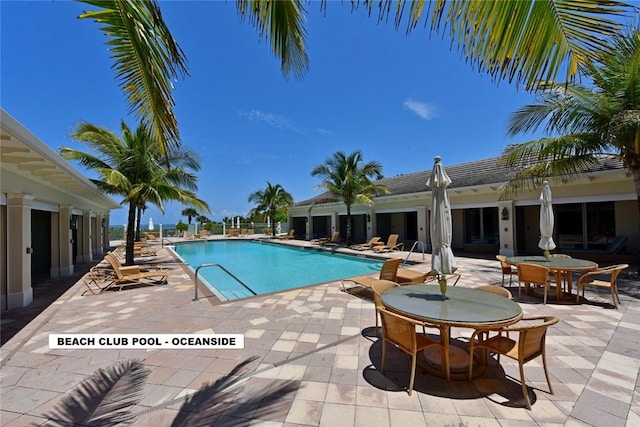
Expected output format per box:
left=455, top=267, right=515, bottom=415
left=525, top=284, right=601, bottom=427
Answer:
left=1, top=109, right=119, bottom=309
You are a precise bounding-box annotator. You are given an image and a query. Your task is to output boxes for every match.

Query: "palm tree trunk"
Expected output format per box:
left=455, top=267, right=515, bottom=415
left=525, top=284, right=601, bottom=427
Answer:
left=346, top=207, right=352, bottom=246
left=125, top=202, right=136, bottom=266
left=135, top=205, right=142, bottom=242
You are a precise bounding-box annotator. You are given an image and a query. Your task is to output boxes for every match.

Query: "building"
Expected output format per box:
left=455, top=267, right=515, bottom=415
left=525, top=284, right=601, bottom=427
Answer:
left=288, top=156, right=638, bottom=261
left=1, top=109, right=119, bottom=309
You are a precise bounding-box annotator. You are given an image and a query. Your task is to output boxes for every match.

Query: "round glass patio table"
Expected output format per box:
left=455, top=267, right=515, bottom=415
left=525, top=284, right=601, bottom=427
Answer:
left=506, top=255, right=597, bottom=300
left=380, top=284, right=523, bottom=380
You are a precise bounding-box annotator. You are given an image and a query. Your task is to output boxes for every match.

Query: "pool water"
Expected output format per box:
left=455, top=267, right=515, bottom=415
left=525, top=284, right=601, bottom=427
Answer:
left=174, top=240, right=383, bottom=300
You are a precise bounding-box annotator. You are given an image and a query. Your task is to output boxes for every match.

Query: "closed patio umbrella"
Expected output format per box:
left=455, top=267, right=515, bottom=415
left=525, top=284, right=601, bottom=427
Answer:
left=148, top=217, right=154, bottom=231
left=538, top=181, right=556, bottom=256
left=427, top=156, right=457, bottom=276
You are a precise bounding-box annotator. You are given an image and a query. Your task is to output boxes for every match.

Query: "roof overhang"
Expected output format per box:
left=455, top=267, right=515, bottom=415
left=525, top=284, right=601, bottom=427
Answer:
left=1, top=109, right=120, bottom=211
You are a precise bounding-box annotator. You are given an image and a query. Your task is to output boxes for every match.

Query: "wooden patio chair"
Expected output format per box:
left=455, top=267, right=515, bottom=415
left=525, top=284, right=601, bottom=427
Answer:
left=496, top=255, right=517, bottom=287
left=371, top=280, right=399, bottom=333
left=378, top=307, right=449, bottom=395
left=467, top=315, right=559, bottom=409
left=373, top=234, right=404, bottom=252
left=475, top=284, right=512, bottom=299
left=341, top=258, right=402, bottom=292
left=576, top=263, right=628, bottom=308
left=517, top=263, right=552, bottom=304
left=102, top=253, right=169, bottom=291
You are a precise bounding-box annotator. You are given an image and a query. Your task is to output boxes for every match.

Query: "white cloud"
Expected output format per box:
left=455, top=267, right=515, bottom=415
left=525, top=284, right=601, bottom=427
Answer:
left=403, top=99, right=438, bottom=120
left=238, top=109, right=332, bottom=136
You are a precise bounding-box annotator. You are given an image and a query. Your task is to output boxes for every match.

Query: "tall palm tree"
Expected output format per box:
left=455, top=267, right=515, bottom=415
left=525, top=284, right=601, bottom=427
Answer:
left=61, top=120, right=209, bottom=265
left=248, top=182, right=294, bottom=237
left=311, top=150, right=389, bottom=246
left=181, top=208, right=199, bottom=225
left=498, top=25, right=640, bottom=264
left=78, top=0, right=633, bottom=154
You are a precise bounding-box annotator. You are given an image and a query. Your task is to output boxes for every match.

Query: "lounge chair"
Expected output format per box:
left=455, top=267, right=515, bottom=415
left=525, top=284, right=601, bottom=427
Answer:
left=278, top=229, right=295, bottom=239
left=102, top=252, right=168, bottom=291
left=373, top=234, right=404, bottom=252
left=320, top=231, right=340, bottom=246
left=351, top=237, right=381, bottom=251
left=341, top=258, right=403, bottom=293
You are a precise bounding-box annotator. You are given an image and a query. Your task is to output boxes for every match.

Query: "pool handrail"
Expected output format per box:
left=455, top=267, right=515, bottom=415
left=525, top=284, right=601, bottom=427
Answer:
left=193, top=263, right=257, bottom=301
left=403, top=241, right=427, bottom=266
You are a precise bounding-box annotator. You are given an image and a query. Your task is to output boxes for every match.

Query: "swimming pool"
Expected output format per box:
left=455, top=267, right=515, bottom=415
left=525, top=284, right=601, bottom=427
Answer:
left=174, top=240, right=383, bottom=300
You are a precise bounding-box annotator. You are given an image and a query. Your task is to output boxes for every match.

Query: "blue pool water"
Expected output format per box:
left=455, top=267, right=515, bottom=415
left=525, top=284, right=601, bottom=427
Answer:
left=174, top=240, right=383, bottom=300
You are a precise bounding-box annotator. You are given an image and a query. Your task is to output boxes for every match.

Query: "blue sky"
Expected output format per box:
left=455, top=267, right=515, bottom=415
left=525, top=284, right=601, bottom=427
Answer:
left=2, top=1, right=546, bottom=227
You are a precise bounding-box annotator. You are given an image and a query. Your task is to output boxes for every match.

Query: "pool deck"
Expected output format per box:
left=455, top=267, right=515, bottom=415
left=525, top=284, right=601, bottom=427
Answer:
left=1, top=236, right=639, bottom=426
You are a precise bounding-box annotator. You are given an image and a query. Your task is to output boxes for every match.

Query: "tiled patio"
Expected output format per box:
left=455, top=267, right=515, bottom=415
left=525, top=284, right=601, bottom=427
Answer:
left=1, top=239, right=639, bottom=426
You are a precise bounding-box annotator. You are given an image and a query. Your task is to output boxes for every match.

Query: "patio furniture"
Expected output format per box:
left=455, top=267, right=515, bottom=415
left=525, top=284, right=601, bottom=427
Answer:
left=517, top=263, right=552, bottom=304
left=341, top=258, right=402, bottom=293
left=576, top=263, right=629, bottom=308
left=380, top=284, right=523, bottom=380
left=496, top=255, right=517, bottom=287
left=475, top=284, right=512, bottom=299
left=102, top=253, right=168, bottom=290
left=351, top=236, right=381, bottom=251
left=507, top=256, right=597, bottom=300
left=277, top=229, right=295, bottom=239
left=467, top=315, right=559, bottom=409
left=373, top=234, right=404, bottom=252
left=371, top=280, right=399, bottom=333
left=377, top=307, right=448, bottom=395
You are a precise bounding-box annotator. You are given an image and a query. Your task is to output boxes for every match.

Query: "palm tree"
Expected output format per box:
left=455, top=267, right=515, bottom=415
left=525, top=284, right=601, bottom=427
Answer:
left=311, top=150, right=389, bottom=246
left=248, top=182, right=294, bottom=237
left=78, top=0, right=633, bottom=155
left=181, top=208, right=199, bottom=225
left=61, top=120, right=209, bottom=265
left=497, top=25, right=640, bottom=264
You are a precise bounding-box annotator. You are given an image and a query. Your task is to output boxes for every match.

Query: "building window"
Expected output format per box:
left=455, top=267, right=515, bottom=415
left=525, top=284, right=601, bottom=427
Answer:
left=464, top=207, right=499, bottom=244
left=557, top=202, right=615, bottom=249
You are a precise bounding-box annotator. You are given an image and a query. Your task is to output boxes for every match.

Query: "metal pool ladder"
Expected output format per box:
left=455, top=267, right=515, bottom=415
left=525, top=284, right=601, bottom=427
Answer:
left=193, top=263, right=257, bottom=301
left=402, top=241, right=427, bottom=266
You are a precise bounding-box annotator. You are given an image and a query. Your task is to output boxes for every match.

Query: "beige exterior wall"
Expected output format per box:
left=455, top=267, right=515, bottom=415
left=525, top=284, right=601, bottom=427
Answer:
left=289, top=170, right=638, bottom=260
left=1, top=109, right=119, bottom=309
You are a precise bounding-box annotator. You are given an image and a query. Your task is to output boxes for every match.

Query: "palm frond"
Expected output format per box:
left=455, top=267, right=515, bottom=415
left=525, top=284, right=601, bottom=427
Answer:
left=360, top=0, right=630, bottom=90
left=236, top=0, right=309, bottom=80
left=78, top=0, right=188, bottom=154
left=42, top=359, right=149, bottom=426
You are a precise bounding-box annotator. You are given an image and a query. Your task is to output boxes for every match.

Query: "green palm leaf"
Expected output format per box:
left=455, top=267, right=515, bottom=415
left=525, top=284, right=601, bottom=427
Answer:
left=361, top=0, right=631, bottom=90
left=78, top=0, right=188, bottom=155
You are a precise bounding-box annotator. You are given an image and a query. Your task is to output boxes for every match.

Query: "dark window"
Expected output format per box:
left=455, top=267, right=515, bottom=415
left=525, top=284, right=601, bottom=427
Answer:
left=557, top=202, right=615, bottom=249
left=464, top=207, right=499, bottom=244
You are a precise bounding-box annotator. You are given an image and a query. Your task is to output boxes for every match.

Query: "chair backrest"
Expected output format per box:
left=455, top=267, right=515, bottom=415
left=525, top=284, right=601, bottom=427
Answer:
left=331, top=231, right=340, bottom=242
left=104, top=254, right=124, bottom=279
left=476, top=285, right=512, bottom=299
left=386, top=234, right=399, bottom=247
left=372, top=280, right=399, bottom=309
left=378, top=258, right=403, bottom=281
left=369, top=236, right=381, bottom=246
left=517, top=316, right=559, bottom=362
left=580, top=263, right=629, bottom=285
left=496, top=255, right=512, bottom=273
left=378, top=307, right=417, bottom=354
left=517, top=263, right=550, bottom=285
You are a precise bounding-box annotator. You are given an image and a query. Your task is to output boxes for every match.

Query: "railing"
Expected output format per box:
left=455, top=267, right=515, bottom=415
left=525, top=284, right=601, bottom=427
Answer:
left=193, top=263, right=257, bottom=301
left=161, top=237, right=175, bottom=248
left=402, top=241, right=427, bottom=266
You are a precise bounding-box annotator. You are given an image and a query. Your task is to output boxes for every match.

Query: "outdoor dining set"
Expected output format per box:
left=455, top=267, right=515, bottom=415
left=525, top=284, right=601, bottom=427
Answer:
left=341, top=253, right=628, bottom=410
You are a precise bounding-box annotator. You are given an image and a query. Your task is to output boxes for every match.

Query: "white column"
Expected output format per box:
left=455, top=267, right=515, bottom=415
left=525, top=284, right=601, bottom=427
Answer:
left=59, top=206, right=74, bottom=276
left=6, top=193, right=34, bottom=308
